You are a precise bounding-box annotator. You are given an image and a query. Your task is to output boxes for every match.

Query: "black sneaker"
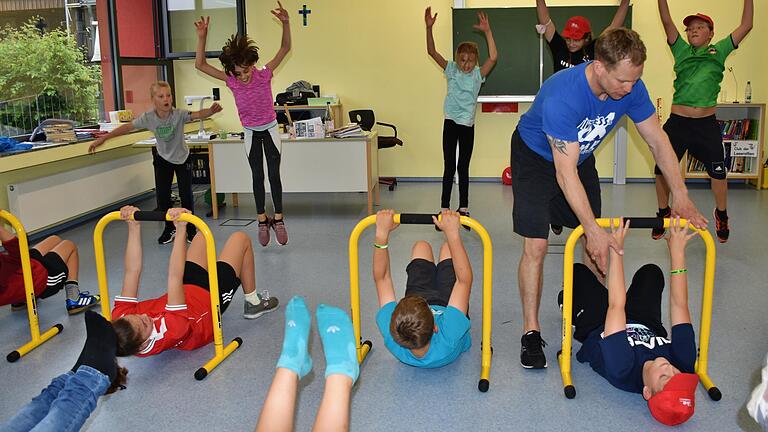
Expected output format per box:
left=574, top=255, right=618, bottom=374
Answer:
left=520, top=330, right=547, bottom=369
left=187, top=225, right=197, bottom=244
left=457, top=209, right=471, bottom=232
left=551, top=224, right=563, bottom=235
left=158, top=227, right=176, bottom=244
left=652, top=207, right=671, bottom=240
left=713, top=208, right=729, bottom=243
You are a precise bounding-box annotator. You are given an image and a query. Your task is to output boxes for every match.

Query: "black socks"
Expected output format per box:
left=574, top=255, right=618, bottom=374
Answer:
left=72, top=310, right=118, bottom=383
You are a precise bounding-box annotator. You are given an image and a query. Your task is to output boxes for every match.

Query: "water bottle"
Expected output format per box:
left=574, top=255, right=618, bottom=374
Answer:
left=745, top=81, right=752, bottom=103
left=324, top=102, right=334, bottom=133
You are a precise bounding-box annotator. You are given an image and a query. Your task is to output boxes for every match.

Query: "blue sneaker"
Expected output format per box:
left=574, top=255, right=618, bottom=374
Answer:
left=67, top=292, right=101, bottom=315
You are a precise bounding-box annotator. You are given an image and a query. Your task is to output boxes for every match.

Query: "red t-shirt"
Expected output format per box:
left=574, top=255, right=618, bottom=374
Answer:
left=112, top=284, right=213, bottom=357
left=0, top=237, right=48, bottom=305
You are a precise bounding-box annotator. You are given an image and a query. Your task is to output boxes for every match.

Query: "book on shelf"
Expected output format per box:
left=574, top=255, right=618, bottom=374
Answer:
left=718, top=118, right=758, bottom=140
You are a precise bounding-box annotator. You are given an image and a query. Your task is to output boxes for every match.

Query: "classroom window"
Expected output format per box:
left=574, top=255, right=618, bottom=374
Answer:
left=0, top=0, right=106, bottom=136
left=162, top=0, right=245, bottom=58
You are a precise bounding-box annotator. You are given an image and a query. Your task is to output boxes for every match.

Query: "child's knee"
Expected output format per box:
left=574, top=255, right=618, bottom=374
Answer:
left=47, top=235, right=62, bottom=244
left=411, top=240, right=434, bottom=261
left=438, top=242, right=452, bottom=261
left=230, top=231, right=251, bottom=247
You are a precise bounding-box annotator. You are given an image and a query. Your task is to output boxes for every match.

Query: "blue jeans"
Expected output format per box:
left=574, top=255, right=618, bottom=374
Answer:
left=1, top=366, right=109, bottom=432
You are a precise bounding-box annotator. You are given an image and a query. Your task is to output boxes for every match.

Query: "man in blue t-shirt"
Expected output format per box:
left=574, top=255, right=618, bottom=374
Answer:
left=372, top=209, right=472, bottom=369
left=510, top=28, right=707, bottom=370
left=560, top=217, right=700, bottom=426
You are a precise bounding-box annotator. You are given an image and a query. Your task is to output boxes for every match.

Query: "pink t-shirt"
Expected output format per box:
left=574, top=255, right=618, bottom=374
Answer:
left=225, top=67, right=277, bottom=128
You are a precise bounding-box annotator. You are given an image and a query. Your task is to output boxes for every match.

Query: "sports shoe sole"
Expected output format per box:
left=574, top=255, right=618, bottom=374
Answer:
left=243, top=302, right=280, bottom=320
left=67, top=301, right=100, bottom=316
left=520, top=360, right=548, bottom=369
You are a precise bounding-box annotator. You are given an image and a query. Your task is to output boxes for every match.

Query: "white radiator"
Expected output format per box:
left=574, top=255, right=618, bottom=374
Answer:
left=8, top=153, right=155, bottom=233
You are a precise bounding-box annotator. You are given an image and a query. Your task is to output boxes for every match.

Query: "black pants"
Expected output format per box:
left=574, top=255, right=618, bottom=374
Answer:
left=571, top=263, right=667, bottom=343
left=153, top=149, right=195, bottom=232
left=441, top=119, right=475, bottom=209
left=247, top=130, right=283, bottom=214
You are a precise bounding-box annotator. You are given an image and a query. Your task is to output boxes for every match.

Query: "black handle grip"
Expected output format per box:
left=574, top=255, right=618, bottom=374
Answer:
left=133, top=211, right=166, bottom=222
left=399, top=213, right=436, bottom=225
left=623, top=217, right=664, bottom=229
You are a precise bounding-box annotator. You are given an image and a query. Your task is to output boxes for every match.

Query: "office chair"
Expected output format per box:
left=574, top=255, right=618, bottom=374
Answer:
left=348, top=109, right=403, bottom=191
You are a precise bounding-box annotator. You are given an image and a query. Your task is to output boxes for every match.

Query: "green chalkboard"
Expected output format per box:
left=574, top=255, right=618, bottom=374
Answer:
left=452, top=6, right=632, bottom=98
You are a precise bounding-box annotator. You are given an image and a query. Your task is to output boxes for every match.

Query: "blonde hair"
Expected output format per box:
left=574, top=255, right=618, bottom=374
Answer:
left=456, top=42, right=479, bottom=60
left=149, top=81, right=172, bottom=98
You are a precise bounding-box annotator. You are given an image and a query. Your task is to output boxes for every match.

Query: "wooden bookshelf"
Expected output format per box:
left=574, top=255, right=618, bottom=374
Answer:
left=682, top=103, right=765, bottom=189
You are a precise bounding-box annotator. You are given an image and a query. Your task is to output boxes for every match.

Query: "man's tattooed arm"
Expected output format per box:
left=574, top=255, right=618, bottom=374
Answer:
left=547, top=134, right=572, bottom=156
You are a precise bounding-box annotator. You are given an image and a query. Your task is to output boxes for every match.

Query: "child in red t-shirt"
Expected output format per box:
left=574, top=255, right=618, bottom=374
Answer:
left=0, top=216, right=99, bottom=314
left=111, top=206, right=279, bottom=357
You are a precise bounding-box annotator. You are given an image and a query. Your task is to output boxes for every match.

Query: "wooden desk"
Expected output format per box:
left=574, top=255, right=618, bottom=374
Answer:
left=207, top=132, right=379, bottom=218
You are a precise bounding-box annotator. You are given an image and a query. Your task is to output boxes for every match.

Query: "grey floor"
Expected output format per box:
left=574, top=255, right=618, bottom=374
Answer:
left=0, top=182, right=766, bottom=431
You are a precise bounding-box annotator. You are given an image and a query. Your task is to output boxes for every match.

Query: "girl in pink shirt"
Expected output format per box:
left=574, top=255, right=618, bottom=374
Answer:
left=194, top=2, right=291, bottom=247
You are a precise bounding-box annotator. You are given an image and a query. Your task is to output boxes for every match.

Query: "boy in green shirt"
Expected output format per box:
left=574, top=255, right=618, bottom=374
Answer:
left=653, top=0, right=753, bottom=244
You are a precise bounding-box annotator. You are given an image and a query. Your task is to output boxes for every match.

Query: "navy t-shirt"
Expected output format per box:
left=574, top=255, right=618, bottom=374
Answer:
left=576, top=323, right=697, bottom=394
left=517, top=61, right=656, bottom=165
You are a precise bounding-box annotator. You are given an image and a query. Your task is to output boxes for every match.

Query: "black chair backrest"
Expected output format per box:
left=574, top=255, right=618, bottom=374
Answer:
left=348, top=109, right=375, bottom=131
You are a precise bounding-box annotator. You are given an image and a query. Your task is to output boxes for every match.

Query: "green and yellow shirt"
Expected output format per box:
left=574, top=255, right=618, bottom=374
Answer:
left=669, top=35, right=737, bottom=108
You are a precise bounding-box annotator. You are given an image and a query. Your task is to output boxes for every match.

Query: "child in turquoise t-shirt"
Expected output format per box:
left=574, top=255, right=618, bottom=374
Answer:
left=425, top=7, right=497, bottom=218
left=372, top=209, right=473, bottom=369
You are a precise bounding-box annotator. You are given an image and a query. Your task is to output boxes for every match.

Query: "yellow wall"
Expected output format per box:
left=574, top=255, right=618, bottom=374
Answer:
left=174, top=0, right=767, bottom=179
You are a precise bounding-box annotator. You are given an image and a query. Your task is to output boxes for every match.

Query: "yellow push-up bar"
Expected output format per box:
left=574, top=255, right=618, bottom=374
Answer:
left=2, top=210, right=63, bottom=362
left=348, top=213, right=494, bottom=392
left=558, top=217, right=720, bottom=401
left=94, top=211, right=242, bottom=381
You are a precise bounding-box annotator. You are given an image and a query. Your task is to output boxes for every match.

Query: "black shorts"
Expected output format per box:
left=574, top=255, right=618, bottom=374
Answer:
left=404, top=258, right=456, bottom=307
left=182, top=261, right=241, bottom=314
left=655, top=114, right=726, bottom=180
left=570, top=263, right=667, bottom=343
left=28, top=249, right=68, bottom=299
left=511, top=129, right=601, bottom=239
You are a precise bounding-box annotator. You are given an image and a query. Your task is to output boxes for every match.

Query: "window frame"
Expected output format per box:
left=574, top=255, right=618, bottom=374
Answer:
left=159, top=0, right=246, bottom=59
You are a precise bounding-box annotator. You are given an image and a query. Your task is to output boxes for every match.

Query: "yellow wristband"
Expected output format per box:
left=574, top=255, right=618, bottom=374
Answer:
left=670, top=268, right=687, bottom=275
left=373, top=243, right=389, bottom=249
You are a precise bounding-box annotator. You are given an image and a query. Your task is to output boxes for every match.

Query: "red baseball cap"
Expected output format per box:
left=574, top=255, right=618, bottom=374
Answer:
left=683, top=13, right=715, bottom=30
left=648, top=373, right=699, bottom=426
left=562, top=16, right=592, bottom=40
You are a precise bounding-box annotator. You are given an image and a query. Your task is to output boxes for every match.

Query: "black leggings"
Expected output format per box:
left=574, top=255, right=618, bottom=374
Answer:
left=247, top=130, right=283, bottom=214
left=153, top=149, right=194, bottom=231
left=441, top=119, right=475, bottom=209
left=571, top=263, right=667, bottom=343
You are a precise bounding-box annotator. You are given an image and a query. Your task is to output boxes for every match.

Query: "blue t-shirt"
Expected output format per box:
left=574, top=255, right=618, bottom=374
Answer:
left=517, top=62, right=656, bottom=164
left=576, top=323, right=696, bottom=394
left=443, top=61, right=485, bottom=127
left=375, top=301, right=471, bottom=368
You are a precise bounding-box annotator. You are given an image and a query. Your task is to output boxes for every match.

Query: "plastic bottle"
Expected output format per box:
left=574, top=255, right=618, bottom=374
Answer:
left=324, top=102, right=334, bottom=134
left=745, top=81, right=752, bottom=103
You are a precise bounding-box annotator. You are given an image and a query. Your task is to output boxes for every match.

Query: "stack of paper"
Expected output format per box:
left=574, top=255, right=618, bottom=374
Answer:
left=42, top=123, right=76, bottom=143
left=330, top=123, right=365, bottom=139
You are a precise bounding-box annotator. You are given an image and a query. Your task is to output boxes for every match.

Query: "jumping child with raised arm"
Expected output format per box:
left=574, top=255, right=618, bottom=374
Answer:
left=373, top=209, right=473, bottom=368
left=561, top=218, right=701, bottom=426
left=652, top=0, right=753, bottom=243
left=194, top=2, right=291, bottom=247
left=110, top=206, right=278, bottom=357
left=425, top=7, right=496, bottom=220
left=88, top=81, right=223, bottom=245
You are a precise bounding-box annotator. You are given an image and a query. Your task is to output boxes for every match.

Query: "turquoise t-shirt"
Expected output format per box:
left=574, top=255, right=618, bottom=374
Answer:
left=443, top=61, right=485, bottom=127
left=375, top=301, right=471, bottom=368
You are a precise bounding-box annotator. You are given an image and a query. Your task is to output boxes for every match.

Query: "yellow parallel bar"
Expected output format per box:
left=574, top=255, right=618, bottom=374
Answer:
left=348, top=213, right=493, bottom=390
left=2, top=210, right=62, bottom=362
left=93, top=211, right=240, bottom=379
left=559, top=218, right=717, bottom=397
left=348, top=215, right=376, bottom=364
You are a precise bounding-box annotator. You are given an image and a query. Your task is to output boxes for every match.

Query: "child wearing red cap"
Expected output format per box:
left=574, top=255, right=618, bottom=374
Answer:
left=535, top=0, right=629, bottom=237
left=559, top=218, right=700, bottom=426
left=536, top=0, right=630, bottom=74
left=653, top=0, right=753, bottom=244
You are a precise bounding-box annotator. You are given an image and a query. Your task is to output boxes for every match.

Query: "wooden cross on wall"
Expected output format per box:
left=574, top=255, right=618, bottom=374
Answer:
left=299, top=4, right=312, bottom=26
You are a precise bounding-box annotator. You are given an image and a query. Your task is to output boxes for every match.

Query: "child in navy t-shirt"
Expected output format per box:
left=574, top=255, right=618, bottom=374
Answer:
left=561, top=217, right=701, bottom=426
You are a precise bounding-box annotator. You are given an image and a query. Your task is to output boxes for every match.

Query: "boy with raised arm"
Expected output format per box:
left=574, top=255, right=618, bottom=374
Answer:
left=373, top=209, right=473, bottom=368
left=652, top=0, right=753, bottom=243
left=562, top=218, right=701, bottom=426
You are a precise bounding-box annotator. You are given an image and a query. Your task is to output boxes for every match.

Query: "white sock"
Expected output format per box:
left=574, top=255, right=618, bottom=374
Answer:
left=244, top=291, right=260, bottom=305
